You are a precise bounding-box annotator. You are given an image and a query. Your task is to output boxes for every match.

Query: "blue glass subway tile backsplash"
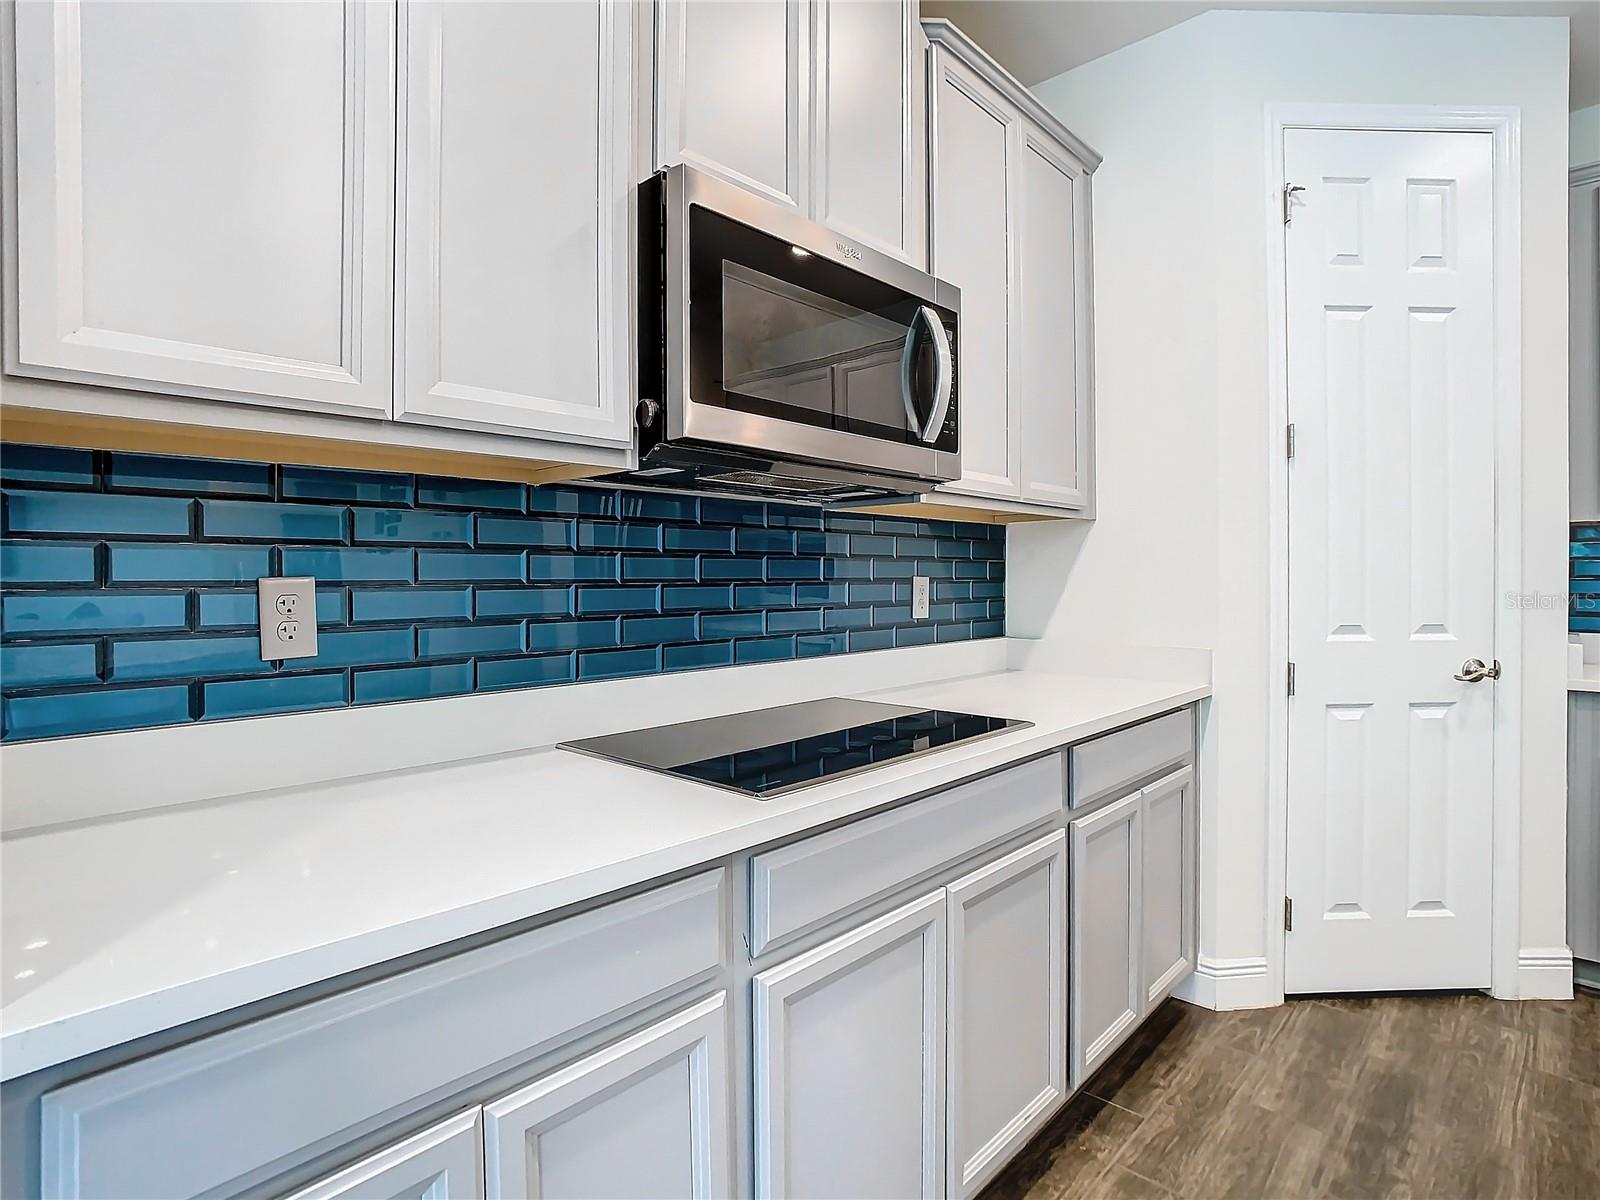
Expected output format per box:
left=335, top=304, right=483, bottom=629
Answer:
left=1574, top=524, right=1600, bottom=632
left=0, top=444, right=1006, bottom=741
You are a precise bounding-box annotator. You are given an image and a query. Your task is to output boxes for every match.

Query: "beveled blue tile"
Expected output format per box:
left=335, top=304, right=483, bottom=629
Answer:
left=576, top=585, right=660, bottom=615
left=872, top=516, right=919, bottom=535
left=352, top=508, right=470, bottom=545
left=988, top=599, right=1005, bottom=619
left=623, top=556, right=698, bottom=581
left=621, top=615, right=698, bottom=645
left=795, top=583, right=847, bottom=607
left=477, top=516, right=574, bottom=548
left=974, top=540, right=1005, bottom=560
left=796, top=530, right=849, bottom=556
left=350, top=588, right=472, bottom=623
left=766, top=506, right=824, bottom=530
left=578, top=522, right=659, bottom=551
left=3, top=591, right=187, bottom=636
left=578, top=646, right=659, bottom=680
left=353, top=661, right=473, bottom=705
left=201, top=499, right=343, bottom=543
left=873, top=605, right=913, bottom=626
left=528, top=619, right=621, bottom=651
left=1575, top=561, right=1600, bottom=577
left=108, top=453, right=271, bottom=496
left=418, top=623, right=522, bottom=658
left=478, top=653, right=575, bottom=690
left=701, top=558, right=763, bottom=581
left=416, top=550, right=523, bottom=582
left=197, top=588, right=344, bottom=629
left=111, top=634, right=269, bottom=681
left=849, top=534, right=896, bottom=557
left=5, top=685, right=192, bottom=740
left=1, top=540, right=97, bottom=584
left=1, top=446, right=95, bottom=488
left=847, top=628, right=895, bottom=652
left=972, top=620, right=1005, bottom=638
left=664, top=641, right=733, bottom=672
left=0, top=643, right=99, bottom=688
left=955, top=561, right=989, bottom=580
left=895, top=624, right=936, bottom=647
left=766, top=608, right=822, bottom=634
left=935, top=539, right=972, bottom=560
left=664, top=525, right=732, bottom=552
left=736, top=528, right=793, bottom=554
left=528, top=486, right=615, bottom=517
left=824, top=607, right=873, bottom=631
left=896, top=536, right=936, bottom=558
left=847, top=582, right=896, bottom=605
left=6, top=490, right=191, bottom=537
left=766, top=557, right=823, bottom=581
left=304, top=627, right=414, bottom=668
left=954, top=600, right=988, bottom=620
left=1572, top=616, right=1600, bottom=631
left=936, top=621, right=973, bottom=642
left=417, top=477, right=524, bottom=511
left=915, top=559, right=956, bottom=579
left=823, top=513, right=875, bottom=533
left=735, top=584, right=793, bottom=608
left=929, top=602, right=955, bottom=622
left=663, top=585, right=733, bottom=612
left=736, top=635, right=794, bottom=663
left=701, top=612, right=763, bottom=639
left=281, top=546, right=413, bottom=582
left=622, top=492, right=698, bottom=522
left=527, top=553, right=617, bottom=582
left=281, top=465, right=412, bottom=505
left=203, top=673, right=346, bottom=719
left=972, top=581, right=1004, bottom=599
left=873, top=558, right=916, bottom=579
left=920, top=520, right=957, bottom=538
left=475, top=587, right=573, bottom=619
left=824, top=558, right=873, bottom=580
left=109, top=543, right=271, bottom=584
left=700, top=499, right=767, bottom=527
left=933, top=580, right=972, bottom=602
left=796, top=632, right=847, bottom=657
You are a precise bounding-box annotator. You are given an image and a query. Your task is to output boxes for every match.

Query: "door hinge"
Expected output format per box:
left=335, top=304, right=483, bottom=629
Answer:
left=1286, top=422, right=1296, bottom=460
left=1284, top=896, right=1294, bottom=932
left=1287, top=662, right=1296, bottom=697
left=1283, top=182, right=1306, bottom=225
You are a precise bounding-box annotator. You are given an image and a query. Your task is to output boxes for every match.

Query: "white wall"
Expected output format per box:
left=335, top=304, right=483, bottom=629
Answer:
left=1019, top=9, right=1571, bottom=998
left=1573, top=104, right=1600, bottom=166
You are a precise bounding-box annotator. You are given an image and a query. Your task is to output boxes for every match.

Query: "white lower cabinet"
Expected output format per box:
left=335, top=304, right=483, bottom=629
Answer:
left=482, top=993, right=733, bottom=1200
left=945, top=831, right=1068, bottom=1200
left=752, top=890, right=947, bottom=1200
left=1069, top=791, right=1143, bottom=1087
left=1140, top=767, right=1197, bottom=1009
left=280, top=1110, right=485, bottom=1200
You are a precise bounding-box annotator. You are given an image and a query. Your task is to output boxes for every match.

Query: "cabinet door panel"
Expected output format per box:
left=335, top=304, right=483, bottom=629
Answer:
left=1140, top=767, right=1196, bottom=1008
left=1069, top=791, right=1142, bottom=1087
left=483, top=994, right=732, bottom=1200
left=814, top=0, right=922, bottom=266
left=656, top=0, right=807, bottom=211
left=930, top=55, right=1017, bottom=499
left=396, top=0, right=632, bottom=443
left=280, top=1110, right=483, bottom=1200
left=753, top=891, right=945, bottom=1199
left=11, top=0, right=394, bottom=414
left=947, top=832, right=1067, bottom=1200
left=1017, top=128, right=1092, bottom=509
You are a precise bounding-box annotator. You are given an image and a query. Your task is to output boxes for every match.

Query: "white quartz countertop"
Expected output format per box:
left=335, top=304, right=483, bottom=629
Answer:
left=0, top=669, right=1208, bottom=1080
left=1571, top=664, right=1600, bottom=693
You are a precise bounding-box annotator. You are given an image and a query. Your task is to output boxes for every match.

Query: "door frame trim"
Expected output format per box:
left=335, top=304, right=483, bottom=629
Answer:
left=1263, top=103, right=1523, bottom=1002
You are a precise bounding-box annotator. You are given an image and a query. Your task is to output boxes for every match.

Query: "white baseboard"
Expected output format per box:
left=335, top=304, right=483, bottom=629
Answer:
left=1174, top=955, right=1277, bottom=1010
left=1513, top=947, right=1575, bottom=1000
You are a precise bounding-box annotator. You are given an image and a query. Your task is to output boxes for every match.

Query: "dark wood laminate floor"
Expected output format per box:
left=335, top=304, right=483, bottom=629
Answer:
left=981, top=991, right=1600, bottom=1200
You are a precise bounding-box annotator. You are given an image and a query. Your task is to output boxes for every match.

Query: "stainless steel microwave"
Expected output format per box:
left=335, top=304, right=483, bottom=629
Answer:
left=614, top=165, right=961, bottom=505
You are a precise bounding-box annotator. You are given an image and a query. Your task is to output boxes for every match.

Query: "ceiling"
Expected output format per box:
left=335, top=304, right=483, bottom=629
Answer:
left=919, top=0, right=1599, bottom=109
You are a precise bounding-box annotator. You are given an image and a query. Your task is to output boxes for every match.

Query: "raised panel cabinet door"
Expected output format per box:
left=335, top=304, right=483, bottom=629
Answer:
left=656, top=0, right=809, bottom=212
left=10, top=0, right=394, bottom=415
left=812, top=0, right=924, bottom=266
left=1016, top=125, right=1094, bottom=511
left=395, top=0, right=633, bottom=444
left=1139, top=766, right=1196, bottom=1010
left=752, top=890, right=946, bottom=1200
left=483, top=993, right=733, bottom=1200
left=929, top=47, right=1019, bottom=499
left=1069, top=790, right=1142, bottom=1088
left=279, top=1110, right=484, bottom=1200
left=946, top=831, right=1068, bottom=1200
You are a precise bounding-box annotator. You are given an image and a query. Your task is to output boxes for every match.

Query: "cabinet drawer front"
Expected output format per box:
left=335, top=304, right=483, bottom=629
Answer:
left=749, top=755, right=1061, bottom=957
left=40, top=871, right=725, bottom=1200
left=279, top=1108, right=484, bottom=1200
left=1069, top=710, right=1193, bottom=811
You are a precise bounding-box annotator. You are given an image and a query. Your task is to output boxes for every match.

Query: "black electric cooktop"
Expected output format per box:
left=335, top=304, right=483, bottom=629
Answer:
left=560, top=698, right=1031, bottom=799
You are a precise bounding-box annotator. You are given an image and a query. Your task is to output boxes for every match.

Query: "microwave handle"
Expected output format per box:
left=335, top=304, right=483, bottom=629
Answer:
left=899, top=305, right=953, bottom=444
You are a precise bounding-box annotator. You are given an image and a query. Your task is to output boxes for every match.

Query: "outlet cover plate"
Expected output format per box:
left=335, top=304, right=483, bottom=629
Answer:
left=257, top=576, right=319, bottom=660
left=912, top=576, right=931, bottom=619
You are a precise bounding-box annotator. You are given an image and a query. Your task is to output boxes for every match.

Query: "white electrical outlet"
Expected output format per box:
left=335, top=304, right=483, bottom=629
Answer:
left=258, top=576, right=318, bottom=660
left=912, top=575, right=931, bottom=619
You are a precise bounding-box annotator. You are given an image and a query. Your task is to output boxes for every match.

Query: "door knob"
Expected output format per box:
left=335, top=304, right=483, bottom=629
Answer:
left=1454, top=658, right=1501, bottom=682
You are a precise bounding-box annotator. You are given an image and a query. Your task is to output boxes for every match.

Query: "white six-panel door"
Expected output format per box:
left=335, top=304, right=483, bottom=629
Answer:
left=395, top=0, right=634, bottom=444
left=10, top=0, right=394, bottom=415
left=1284, top=127, right=1497, bottom=993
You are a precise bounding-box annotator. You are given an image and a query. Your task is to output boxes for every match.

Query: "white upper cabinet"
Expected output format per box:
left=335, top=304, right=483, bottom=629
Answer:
left=395, top=0, right=635, bottom=445
left=813, top=0, right=926, bottom=267
left=656, top=0, right=809, bottom=211
left=8, top=0, right=395, bottom=416
left=926, top=20, right=1099, bottom=514
left=656, top=0, right=926, bottom=266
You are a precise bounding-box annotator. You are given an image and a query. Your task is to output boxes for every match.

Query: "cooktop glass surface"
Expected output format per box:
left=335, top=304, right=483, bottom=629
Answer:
left=560, top=698, right=1030, bottom=798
